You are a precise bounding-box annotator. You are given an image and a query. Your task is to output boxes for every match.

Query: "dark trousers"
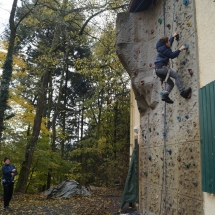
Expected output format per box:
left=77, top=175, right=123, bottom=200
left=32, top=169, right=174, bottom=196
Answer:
left=155, top=66, right=184, bottom=93
left=3, top=182, right=14, bottom=208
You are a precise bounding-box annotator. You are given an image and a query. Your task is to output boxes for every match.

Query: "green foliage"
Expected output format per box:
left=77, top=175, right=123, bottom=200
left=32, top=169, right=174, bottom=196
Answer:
left=0, top=0, right=130, bottom=192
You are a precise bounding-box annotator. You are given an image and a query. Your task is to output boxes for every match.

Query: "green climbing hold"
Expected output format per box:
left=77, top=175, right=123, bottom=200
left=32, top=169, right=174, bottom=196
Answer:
left=158, top=18, right=162, bottom=24
left=185, top=163, right=190, bottom=169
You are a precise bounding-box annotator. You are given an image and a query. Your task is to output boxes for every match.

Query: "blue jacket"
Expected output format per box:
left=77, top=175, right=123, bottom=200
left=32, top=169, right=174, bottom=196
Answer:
left=2, top=164, right=18, bottom=183
left=154, top=37, right=180, bottom=65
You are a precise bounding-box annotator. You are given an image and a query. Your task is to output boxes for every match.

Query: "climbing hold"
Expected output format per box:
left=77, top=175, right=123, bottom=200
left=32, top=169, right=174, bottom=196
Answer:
left=149, top=63, right=152, bottom=67
left=151, top=29, right=154, bottom=34
left=149, top=128, right=151, bottom=132
left=144, top=172, right=148, bottom=176
left=166, top=24, right=171, bottom=30
left=189, top=148, right=192, bottom=152
left=169, top=202, right=173, bottom=207
left=185, top=114, right=189, bottom=119
left=185, top=43, right=189, bottom=50
left=158, top=18, right=162, bottom=24
left=160, top=92, right=164, bottom=96
left=160, top=157, right=163, bottom=161
left=193, top=122, right=196, bottom=127
left=163, top=132, right=166, bottom=137
left=188, top=69, right=193, bottom=76
left=183, top=0, right=189, bottom=6
left=174, top=15, right=179, bottom=23
left=176, top=34, right=180, bottom=41
left=133, top=71, right=138, bottom=76
left=181, top=60, right=186, bottom=65
left=186, top=20, right=191, bottom=27
left=142, top=133, right=144, bottom=137
left=192, top=180, right=198, bottom=186
left=136, top=49, right=140, bottom=54
left=167, top=149, right=172, bottom=155
left=185, top=163, right=190, bottom=169
left=148, top=155, right=152, bottom=161
left=192, top=162, right=196, bottom=166
left=140, top=80, right=145, bottom=85
left=177, top=116, right=181, bottom=122
left=177, top=156, right=181, bottom=162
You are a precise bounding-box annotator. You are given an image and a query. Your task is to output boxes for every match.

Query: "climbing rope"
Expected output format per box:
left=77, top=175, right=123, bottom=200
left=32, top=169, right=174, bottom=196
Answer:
left=160, top=0, right=168, bottom=214
left=116, top=0, right=145, bottom=36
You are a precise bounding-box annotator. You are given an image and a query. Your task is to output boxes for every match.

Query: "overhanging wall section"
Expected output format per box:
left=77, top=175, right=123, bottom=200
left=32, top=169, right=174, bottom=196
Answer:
left=200, top=80, right=215, bottom=194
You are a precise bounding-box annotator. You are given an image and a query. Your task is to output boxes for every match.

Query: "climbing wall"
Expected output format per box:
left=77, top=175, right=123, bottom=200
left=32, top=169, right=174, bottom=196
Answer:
left=116, top=0, right=202, bottom=214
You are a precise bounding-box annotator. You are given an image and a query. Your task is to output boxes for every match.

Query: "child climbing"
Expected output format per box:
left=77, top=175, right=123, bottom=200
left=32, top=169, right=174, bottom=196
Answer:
left=154, top=32, right=191, bottom=104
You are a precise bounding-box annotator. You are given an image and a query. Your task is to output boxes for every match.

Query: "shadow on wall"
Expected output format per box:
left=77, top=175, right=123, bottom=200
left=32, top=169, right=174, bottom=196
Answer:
left=116, top=42, right=160, bottom=115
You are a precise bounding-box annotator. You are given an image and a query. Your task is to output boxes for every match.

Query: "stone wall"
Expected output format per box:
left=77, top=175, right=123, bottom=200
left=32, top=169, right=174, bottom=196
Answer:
left=116, top=0, right=202, bottom=214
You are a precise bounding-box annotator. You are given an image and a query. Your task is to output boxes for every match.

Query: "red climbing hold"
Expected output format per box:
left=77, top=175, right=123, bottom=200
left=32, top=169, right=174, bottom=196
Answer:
left=140, top=80, right=145, bottom=85
left=134, top=38, right=139, bottom=42
left=133, top=71, right=138, bottom=76
left=188, top=69, right=193, bottom=76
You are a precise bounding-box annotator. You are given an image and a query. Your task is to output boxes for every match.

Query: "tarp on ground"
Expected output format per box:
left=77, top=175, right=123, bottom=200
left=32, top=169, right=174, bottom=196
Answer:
left=43, top=180, right=90, bottom=199
left=120, top=140, right=139, bottom=209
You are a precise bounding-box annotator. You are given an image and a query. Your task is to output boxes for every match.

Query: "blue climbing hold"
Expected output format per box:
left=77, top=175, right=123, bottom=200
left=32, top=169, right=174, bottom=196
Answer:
left=169, top=202, right=173, bottom=207
left=163, top=132, right=166, bottom=137
left=177, top=116, right=181, bottom=122
left=167, top=149, right=172, bottom=155
left=148, top=155, right=152, bottom=161
left=183, top=0, right=189, bottom=6
left=185, top=43, right=189, bottom=50
left=181, top=60, right=186, bottom=65
left=160, top=92, right=164, bottom=96
left=185, top=114, right=189, bottom=119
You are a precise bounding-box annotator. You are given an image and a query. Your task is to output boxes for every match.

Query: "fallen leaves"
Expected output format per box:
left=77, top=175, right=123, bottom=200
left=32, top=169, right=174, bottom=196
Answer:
left=0, top=187, right=123, bottom=215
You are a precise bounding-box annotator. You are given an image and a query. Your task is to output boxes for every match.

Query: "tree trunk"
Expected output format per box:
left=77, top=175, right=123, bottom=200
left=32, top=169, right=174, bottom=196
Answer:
left=0, top=0, right=39, bottom=144
left=15, top=70, right=50, bottom=193
left=61, top=66, right=68, bottom=157
left=0, top=0, right=18, bottom=144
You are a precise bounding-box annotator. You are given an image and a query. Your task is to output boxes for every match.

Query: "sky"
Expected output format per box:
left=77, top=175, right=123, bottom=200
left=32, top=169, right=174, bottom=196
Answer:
left=0, top=0, right=17, bottom=34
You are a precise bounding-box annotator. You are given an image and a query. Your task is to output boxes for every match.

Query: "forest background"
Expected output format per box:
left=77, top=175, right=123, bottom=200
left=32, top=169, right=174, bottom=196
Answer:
left=0, top=0, right=131, bottom=194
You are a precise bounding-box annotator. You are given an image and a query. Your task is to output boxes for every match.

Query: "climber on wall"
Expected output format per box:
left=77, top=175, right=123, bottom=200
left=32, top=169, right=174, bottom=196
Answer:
left=154, top=32, right=191, bottom=104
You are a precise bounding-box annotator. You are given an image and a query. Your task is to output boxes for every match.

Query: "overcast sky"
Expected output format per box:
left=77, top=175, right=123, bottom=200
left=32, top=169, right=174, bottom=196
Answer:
left=0, top=0, right=17, bottom=34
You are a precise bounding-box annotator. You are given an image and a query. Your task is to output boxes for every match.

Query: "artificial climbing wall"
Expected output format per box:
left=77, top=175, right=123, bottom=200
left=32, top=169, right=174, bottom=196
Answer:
left=116, top=1, right=202, bottom=215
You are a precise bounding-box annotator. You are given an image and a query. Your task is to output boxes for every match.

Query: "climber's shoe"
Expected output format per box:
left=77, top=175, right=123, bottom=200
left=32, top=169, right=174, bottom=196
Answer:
left=161, top=92, right=174, bottom=104
left=180, top=87, right=192, bottom=99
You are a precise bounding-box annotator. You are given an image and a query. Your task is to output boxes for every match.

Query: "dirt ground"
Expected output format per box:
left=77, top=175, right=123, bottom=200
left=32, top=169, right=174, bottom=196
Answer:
left=0, top=187, right=137, bottom=215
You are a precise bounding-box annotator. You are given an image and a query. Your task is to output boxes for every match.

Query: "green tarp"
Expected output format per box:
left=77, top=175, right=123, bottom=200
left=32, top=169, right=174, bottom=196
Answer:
left=120, top=140, right=139, bottom=209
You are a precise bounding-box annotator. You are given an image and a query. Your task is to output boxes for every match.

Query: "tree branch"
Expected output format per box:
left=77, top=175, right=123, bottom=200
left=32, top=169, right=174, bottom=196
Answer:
left=15, top=0, right=39, bottom=31
left=79, top=4, right=128, bottom=36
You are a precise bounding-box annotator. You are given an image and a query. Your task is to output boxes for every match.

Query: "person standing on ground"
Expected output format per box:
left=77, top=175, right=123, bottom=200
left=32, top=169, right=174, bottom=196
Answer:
left=154, top=32, right=192, bottom=104
left=2, top=157, right=18, bottom=210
